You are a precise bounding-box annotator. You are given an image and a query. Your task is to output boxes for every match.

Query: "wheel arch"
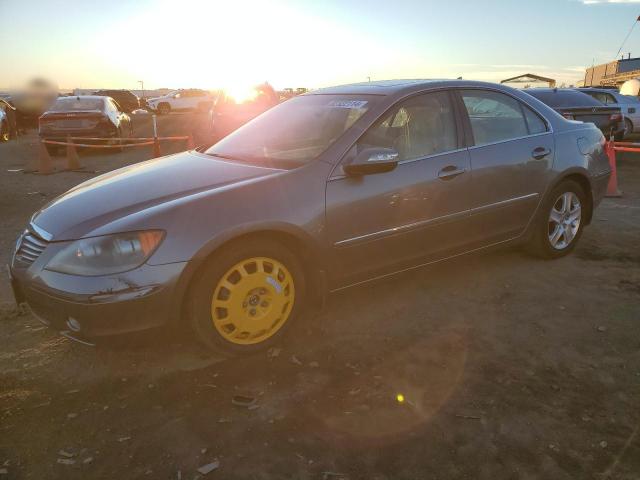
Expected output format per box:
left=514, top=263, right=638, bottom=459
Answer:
left=170, top=224, right=327, bottom=325
left=548, top=169, right=594, bottom=225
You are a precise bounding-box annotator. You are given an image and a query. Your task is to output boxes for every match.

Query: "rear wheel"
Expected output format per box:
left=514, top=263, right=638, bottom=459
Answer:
left=0, top=121, right=8, bottom=142
left=625, top=118, right=633, bottom=139
left=188, top=239, right=305, bottom=355
left=157, top=103, right=171, bottom=115
left=526, top=179, right=586, bottom=259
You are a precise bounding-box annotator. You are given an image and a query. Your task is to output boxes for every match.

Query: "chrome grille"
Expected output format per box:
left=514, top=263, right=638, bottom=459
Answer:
left=15, top=230, right=50, bottom=265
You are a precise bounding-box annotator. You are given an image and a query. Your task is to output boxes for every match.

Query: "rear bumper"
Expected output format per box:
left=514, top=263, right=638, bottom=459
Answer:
left=39, top=127, right=117, bottom=140
left=9, top=259, right=188, bottom=340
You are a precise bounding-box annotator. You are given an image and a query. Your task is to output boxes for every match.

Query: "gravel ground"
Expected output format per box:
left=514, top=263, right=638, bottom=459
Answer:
left=0, top=123, right=638, bottom=479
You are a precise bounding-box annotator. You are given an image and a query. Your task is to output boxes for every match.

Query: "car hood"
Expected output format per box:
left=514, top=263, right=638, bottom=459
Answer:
left=32, top=151, right=282, bottom=240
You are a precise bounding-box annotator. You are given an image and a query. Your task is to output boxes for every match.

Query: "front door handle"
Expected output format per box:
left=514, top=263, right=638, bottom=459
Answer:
left=532, top=147, right=551, bottom=160
left=438, top=165, right=466, bottom=180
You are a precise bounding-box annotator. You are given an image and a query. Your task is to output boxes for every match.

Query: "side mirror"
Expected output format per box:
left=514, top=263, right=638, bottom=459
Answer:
left=343, top=148, right=399, bottom=176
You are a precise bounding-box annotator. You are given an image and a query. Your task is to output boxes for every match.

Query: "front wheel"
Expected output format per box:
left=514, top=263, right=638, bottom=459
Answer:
left=188, top=239, right=305, bottom=354
left=526, top=180, right=586, bottom=259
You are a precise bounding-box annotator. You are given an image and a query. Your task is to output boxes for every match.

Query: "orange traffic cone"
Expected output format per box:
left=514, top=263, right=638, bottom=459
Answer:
left=605, top=141, right=622, bottom=197
left=37, top=140, right=53, bottom=174
left=187, top=134, right=195, bottom=150
left=152, top=137, right=161, bottom=158
left=66, top=136, right=81, bottom=170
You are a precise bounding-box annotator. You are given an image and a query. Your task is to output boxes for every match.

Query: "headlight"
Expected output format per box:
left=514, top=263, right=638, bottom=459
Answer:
left=45, top=230, right=164, bottom=276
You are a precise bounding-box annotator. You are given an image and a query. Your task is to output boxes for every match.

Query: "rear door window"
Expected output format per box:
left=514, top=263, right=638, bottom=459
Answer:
left=460, top=90, right=530, bottom=146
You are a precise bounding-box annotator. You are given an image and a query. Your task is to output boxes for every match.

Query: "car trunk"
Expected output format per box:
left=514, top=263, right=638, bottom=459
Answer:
left=39, top=110, right=108, bottom=134
left=558, top=106, right=622, bottom=134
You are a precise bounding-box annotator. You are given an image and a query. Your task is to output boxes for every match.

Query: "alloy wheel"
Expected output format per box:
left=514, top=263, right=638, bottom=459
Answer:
left=548, top=191, right=581, bottom=250
left=211, top=256, right=295, bottom=345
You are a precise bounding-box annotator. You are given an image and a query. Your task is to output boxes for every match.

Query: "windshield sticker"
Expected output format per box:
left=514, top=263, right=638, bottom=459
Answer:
left=328, top=100, right=368, bottom=109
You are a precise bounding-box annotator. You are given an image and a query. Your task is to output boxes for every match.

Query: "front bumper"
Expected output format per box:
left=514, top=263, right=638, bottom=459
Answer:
left=9, top=252, right=188, bottom=340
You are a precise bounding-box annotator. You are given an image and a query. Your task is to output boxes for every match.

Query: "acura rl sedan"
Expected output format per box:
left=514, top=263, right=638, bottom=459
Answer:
left=10, top=80, right=611, bottom=354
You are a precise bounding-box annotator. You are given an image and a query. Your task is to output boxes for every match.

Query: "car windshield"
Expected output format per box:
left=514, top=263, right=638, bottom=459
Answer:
left=50, top=97, right=104, bottom=111
left=204, top=94, right=379, bottom=167
left=526, top=90, right=601, bottom=108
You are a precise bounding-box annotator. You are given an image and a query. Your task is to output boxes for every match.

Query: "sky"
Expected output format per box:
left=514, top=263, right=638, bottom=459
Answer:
left=2, top=0, right=640, bottom=91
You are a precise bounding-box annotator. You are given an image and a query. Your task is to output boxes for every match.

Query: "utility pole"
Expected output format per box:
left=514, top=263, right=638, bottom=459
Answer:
left=138, top=80, right=145, bottom=99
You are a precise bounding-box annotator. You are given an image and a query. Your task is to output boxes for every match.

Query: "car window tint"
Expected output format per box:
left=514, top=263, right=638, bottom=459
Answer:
left=522, top=105, right=547, bottom=135
left=604, top=93, right=617, bottom=104
left=358, top=91, right=457, bottom=161
left=587, top=91, right=616, bottom=105
left=461, top=90, right=529, bottom=145
left=50, top=98, right=104, bottom=111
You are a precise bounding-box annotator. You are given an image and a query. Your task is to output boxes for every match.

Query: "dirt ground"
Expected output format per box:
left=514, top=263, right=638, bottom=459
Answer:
left=0, top=121, right=639, bottom=480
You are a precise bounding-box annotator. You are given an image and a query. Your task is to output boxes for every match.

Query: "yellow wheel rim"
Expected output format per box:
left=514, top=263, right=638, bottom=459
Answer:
left=211, top=256, right=295, bottom=345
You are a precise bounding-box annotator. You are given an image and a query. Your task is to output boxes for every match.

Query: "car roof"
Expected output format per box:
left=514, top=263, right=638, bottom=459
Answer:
left=309, top=79, right=516, bottom=96
left=577, top=87, right=618, bottom=93
left=525, top=88, right=589, bottom=96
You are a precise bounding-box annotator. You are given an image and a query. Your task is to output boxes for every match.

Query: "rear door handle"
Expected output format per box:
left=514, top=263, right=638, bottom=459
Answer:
left=532, top=147, right=551, bottom=160
left=438, top=165, right=466, bottom=180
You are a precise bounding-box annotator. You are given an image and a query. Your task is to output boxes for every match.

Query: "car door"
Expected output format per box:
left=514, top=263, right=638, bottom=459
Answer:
left=171, top=92, right=188, bottom=110
left=456, top=88, right=554, bottom=245
left=326, top=90, right=473, bottom=286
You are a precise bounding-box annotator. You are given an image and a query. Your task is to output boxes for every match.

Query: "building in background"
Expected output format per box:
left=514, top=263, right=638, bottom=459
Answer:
left=500, top=73, right=557, bottom=89
left=584, top=55, right=640, bottom=87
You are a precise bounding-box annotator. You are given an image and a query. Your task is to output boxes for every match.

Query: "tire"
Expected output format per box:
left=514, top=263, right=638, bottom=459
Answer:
left=188, top=239, right=306, bottom=355
left=526, top=179, right=587, bottom=259
left=157, top=103, right=171, bottom=115
left=0, top=121, right=8, bottom=142
left=625, top=118, right=633, bottom=139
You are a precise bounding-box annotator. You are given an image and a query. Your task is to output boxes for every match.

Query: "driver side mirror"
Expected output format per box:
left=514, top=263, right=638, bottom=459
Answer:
left=343, top=148, right=399, bottom=176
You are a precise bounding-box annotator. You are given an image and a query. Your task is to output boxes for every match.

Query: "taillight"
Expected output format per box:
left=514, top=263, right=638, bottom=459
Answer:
left=562, top=113, right=574, bottom=120
left=610, top=113, right=622, bottom=122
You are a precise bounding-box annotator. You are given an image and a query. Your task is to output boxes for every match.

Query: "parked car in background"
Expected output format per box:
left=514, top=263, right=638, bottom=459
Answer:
left=39, top=96, right=132, bottom=153
left=213, top=83, right=280, bottom=139
left=0, top=103, right=8, bottom=141
left=524, top=88, right=625, bottom=140
left=146, top=89, right=214, bottom=115
left=93, top=90, right=140, bottom=113
left=11, top=80, right=610, bottom=354
left=576, top=87, right=640, bottom=139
